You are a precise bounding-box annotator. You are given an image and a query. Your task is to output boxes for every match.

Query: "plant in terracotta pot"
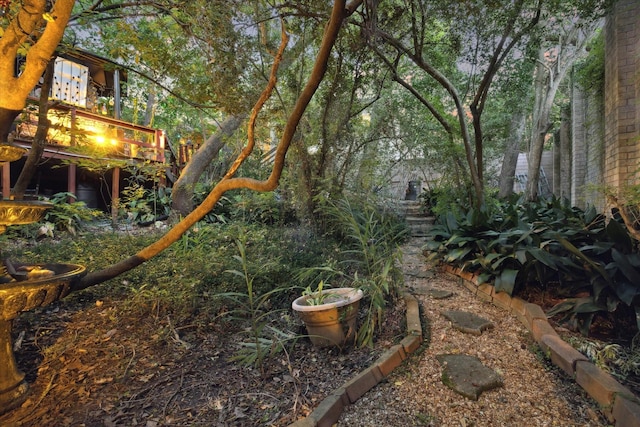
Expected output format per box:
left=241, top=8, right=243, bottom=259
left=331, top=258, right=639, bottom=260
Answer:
left=292, top=281, right=364, bottom=348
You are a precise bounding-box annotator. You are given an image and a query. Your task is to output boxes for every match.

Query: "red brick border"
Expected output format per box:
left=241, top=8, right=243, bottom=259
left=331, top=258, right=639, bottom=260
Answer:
left=290, top=265, right=640, bottom=426
left=288, top=291, right=424, bottom=427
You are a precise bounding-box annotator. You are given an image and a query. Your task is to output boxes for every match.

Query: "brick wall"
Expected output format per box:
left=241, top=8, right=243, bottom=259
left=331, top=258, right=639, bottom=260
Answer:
left=572, top=84, right=587, bottom=207
left=604, top=0, right=640, bottom=193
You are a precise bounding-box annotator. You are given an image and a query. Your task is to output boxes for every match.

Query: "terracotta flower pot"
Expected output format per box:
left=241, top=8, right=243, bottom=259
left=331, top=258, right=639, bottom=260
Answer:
left=292, top=287, right=364, bottom=348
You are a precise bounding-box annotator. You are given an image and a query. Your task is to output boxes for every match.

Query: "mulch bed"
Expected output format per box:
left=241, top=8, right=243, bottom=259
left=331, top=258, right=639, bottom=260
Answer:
left=1, top=292, right=406, bottom=426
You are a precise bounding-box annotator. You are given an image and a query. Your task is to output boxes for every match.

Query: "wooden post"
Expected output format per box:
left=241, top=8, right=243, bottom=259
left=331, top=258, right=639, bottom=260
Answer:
left=67, top=163, right=76, bottom=202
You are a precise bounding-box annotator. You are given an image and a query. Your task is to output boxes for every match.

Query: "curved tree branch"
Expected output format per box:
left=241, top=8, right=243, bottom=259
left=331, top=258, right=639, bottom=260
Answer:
left=224, top=20, right=289, bottom=179
left=74, top=0, right=355, bottom=291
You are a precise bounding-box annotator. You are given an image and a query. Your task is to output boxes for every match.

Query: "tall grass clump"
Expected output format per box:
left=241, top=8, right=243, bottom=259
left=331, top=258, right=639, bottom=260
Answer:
left=217, top=240, right=298, bottom=372
left=314, top=194, right=408, bottom=347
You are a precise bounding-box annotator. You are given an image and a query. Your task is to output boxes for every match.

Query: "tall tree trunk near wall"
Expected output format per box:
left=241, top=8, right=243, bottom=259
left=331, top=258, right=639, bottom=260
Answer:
left=12, top=60, right=55, bottom=198
left=525, top=51, right=550, bottom=202
left=171, top=114, right=245, bottom=217
left=525, top=126, right=549, bottom=201
left=498, top=111, right=526, bottom=198
left=553, top=130, right=561, bottom=195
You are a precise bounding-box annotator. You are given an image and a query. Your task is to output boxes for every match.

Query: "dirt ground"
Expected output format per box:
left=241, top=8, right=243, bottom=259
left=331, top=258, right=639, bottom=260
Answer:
left=1, top=288, right=405, bottom=426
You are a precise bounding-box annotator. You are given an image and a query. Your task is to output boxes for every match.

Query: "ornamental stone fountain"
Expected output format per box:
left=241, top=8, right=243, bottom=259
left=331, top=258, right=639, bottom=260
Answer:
left=0, top=144, right=86, bottom=414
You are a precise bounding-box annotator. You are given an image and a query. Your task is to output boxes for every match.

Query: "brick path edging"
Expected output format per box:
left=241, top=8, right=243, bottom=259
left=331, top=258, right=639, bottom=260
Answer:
left=288, top=292, right=424, bottom=427
left=443, top=265, right=640, bottom=427
left=289, top=265, right=640, bottom=427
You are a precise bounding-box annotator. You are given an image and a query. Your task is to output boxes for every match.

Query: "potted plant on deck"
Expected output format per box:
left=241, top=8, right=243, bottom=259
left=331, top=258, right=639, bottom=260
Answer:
left=292, top=281, right=364, bottom=348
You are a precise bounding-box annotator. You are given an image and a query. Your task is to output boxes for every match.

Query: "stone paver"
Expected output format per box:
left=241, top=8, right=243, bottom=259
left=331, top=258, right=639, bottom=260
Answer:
left=436, top=353, right=504, bottom=400
left=441, top=309, right=494, bottom=335
left=425, top=288, right=454, bottom=299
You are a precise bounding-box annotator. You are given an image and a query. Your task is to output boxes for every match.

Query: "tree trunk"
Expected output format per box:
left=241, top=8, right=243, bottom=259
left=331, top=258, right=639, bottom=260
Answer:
left=171, top=114, right=245, bottom=216
left=0, top=109, right=21, bottom=145
left=0, top=0, right=74, bottom=154
left=525, top=21, right=595, bottom=201
left=12, top=60, right=55, bottom=198
left=498, top=111, right=526, bottom=198
left=143, top=87, right=155, bottom=126
left=525, top=122, right=550, bottom=201
left=559, top=105, right=572, bottom=200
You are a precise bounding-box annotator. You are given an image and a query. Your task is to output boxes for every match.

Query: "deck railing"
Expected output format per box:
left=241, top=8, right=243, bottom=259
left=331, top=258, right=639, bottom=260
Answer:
left=14, top=102, right=166, bottom=163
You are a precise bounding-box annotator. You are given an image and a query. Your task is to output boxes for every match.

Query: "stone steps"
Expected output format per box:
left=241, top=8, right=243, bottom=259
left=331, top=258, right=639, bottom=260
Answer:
left=396, top=200, right=435, bottom=237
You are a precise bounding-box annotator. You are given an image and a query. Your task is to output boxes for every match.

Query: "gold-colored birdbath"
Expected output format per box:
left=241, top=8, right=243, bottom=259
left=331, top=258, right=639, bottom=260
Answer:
left=0, top=200, right=54, bottom=235
left=0, top=145, right=26, bottom=164
left=0, top=262, right=86, bottom=413
left=0, top=145, right=86, bottom=413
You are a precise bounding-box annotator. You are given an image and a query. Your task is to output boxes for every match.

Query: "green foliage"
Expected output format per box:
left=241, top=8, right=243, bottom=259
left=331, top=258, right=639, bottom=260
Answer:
left=42, top=192, right=104, bottom=235
left=419, top=184, right=473, bottom=218
left=314, top=195, right=407, bottom=347
left=228, top=191, right=298, bottom=226
left=426, top=196, right=640, bottom=337
left=3, top=221, right=344, bottom=340
left=574, top=30, right=605, bottom=97
left=217, top=240, right=298, bottom=371
left=119, top=184, right=171, bottom=224
left=301, top=279, right=332, bottom=306
left=570, top=336, right=640, bottom=381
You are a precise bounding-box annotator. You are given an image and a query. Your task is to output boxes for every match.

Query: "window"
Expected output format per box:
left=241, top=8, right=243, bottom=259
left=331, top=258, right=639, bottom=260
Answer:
left=51, top=58, right=89, bottom=107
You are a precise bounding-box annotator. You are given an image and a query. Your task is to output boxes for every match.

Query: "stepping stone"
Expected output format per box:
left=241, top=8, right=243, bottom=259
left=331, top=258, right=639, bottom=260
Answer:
left=402, top=247, right=424, bottom=256
left=426, top=288, right=454, bottom=299
left=404, top=269, right=435, bottom=279
left=442, top=310, right=494, bottom=335
left=436, top=354, right=503, bottom=400
left=409, top=286, right=454, bottom=299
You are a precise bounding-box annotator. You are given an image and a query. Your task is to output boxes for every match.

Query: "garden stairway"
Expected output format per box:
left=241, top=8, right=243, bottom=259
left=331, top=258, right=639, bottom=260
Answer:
left=397, top=200, right=435, bottom=237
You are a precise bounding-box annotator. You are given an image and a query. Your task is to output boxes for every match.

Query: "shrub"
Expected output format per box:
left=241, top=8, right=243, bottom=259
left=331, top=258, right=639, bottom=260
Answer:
left=119, top=184, right=171, bottom=224
left=312, top=195, right=408, bottom=347
left=425, top=196, right=640, bottom=337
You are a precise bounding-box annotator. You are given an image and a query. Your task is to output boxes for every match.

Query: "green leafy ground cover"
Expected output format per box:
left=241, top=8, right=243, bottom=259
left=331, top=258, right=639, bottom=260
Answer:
left=424, top=195, right=640, bottom=390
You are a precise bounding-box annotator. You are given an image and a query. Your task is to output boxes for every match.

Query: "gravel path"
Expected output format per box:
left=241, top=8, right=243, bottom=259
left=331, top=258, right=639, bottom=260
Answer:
left=338, top=238, right=607, bottom=426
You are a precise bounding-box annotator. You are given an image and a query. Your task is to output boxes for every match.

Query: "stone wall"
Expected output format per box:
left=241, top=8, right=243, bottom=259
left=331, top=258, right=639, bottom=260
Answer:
left=571, top=0, right=638, bottom=211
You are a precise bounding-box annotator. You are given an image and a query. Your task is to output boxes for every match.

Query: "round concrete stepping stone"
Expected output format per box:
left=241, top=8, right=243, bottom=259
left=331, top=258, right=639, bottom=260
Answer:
left=436, top=354, right=504, bottom=400
left=442, top=310, right=494, bottom=335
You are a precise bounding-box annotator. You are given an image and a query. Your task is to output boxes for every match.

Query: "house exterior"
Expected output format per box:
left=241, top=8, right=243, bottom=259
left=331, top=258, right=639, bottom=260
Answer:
left=2, top=48, right=169, bottom=219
